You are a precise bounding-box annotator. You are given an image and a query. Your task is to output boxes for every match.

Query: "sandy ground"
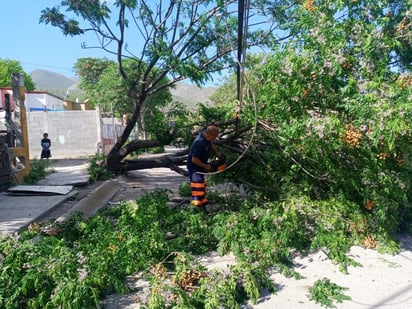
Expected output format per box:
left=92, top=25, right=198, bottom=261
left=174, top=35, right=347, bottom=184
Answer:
left=250, top=236, right=412, bottom=309
left=100, top=235, right=412, bottom=309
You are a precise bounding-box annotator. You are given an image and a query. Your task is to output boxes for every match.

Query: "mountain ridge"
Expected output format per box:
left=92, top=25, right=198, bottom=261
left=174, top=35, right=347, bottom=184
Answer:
left=30, top=69, right=78, bottom=91
left=29, top=69, right=216, bottom=107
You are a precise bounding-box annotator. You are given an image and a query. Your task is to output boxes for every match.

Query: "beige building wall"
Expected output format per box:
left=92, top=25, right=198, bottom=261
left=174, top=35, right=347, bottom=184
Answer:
left=27, top=110, right=102, bottom=159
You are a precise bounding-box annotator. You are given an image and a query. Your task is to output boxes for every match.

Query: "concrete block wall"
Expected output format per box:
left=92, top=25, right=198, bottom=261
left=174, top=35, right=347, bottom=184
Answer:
left=27, top=110, right=102, bottom=159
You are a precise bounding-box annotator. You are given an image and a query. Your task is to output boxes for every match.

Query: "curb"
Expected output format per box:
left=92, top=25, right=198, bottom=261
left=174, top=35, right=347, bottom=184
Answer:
left=56, top=179, right=119, bottom=223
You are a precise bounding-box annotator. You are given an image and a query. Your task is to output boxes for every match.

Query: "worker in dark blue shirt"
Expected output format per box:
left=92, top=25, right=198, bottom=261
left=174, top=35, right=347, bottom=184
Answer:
left=187, top=125, right=223, bottom=209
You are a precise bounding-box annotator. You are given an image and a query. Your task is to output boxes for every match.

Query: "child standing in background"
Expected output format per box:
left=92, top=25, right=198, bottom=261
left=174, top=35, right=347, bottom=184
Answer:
left=41, top=132, right=51, bottom=159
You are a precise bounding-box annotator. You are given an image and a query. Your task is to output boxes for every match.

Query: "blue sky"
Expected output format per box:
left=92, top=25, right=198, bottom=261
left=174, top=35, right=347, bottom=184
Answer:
left=0, top=1, right=115, bottom=78
left=0, top=1, right=248, bottom=86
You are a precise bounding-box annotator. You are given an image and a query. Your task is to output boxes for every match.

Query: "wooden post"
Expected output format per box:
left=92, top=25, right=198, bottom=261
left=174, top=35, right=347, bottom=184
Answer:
left=11, top=73, right=30, bottom=182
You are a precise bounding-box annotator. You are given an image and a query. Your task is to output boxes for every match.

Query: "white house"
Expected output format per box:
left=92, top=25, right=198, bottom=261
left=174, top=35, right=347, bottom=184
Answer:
left=24, top=91, right=65, bottom=112
left=0, top=87, right=65, bottom=112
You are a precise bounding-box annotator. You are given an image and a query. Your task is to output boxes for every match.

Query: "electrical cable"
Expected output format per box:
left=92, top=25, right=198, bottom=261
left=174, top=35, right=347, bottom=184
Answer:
left=196, top=79, right=257, bottom=176
left=197, top=0, right=258, bottom=176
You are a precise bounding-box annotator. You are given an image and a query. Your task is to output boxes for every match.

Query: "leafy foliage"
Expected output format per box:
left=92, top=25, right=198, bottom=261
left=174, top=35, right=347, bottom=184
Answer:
left=0, top=58, right=35, bottom=90
left=74, top=58, right=173, bottom=117
left=0, top=190, right=344, bottom=308
left=88, top=154, right=115, bottom=183
left=1, top=174, right=406, bottom=308
left=22, top=159, right=52, bottom=184
left=39, top=0, right=277, bottom=170
left=178, top=180, right=192, bottom=197
left=73, top=57, right=113, bottom=97
left=215, top=0, right=412, bottom=246
left=309, top=278, right=351, bottom=308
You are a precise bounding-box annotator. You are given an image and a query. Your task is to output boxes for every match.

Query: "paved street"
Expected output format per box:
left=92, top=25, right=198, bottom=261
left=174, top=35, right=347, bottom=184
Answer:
left=0, top=159, right=89, bottom=236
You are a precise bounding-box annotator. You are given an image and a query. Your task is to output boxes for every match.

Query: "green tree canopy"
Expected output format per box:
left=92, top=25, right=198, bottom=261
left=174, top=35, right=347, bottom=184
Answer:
left=73, top=57, right=113, bottom=95
left=40, top=0, right=278, bottom=171
left=0, top=59, right=35, bottom=91
left=214, top=0, right=412, bottom=240
left=75, top=58, right=173, bottom=116
left=74, top=57, right=175, bottom=143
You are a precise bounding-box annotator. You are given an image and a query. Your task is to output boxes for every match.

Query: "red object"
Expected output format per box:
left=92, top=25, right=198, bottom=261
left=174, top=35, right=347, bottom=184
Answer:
left=0, top=88, right=16, bottom=112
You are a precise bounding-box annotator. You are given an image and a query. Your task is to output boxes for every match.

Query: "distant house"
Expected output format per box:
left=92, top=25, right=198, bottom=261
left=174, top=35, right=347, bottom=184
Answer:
left=63, top=99, right=92, bottom=111
left=0, top=87, right=93, bottom=112
left=0, top=87, right=94, bottom=134
left=0, top=87, right=64, bottom=112
left=25, top=91, right=65, bottom=112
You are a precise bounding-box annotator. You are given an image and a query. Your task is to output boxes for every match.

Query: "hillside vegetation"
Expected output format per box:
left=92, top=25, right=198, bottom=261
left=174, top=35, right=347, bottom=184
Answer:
left=29, top=69, right=216, bottom=108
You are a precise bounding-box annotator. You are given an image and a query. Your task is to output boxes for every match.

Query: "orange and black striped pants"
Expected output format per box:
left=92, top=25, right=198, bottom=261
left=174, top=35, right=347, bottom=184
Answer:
left=190, top=172, right=208, bottom=207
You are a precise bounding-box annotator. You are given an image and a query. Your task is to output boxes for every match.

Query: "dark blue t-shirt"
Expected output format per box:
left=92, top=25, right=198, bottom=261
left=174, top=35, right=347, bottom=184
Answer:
left=41, top=138, right=51, bottom=149
left=187, top=130, right=211, bottom=175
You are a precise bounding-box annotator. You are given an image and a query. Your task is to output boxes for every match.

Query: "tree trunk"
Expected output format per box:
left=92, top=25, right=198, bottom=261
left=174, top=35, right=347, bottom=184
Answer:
left=121, top=152, right=188, bottom=176
left=105, top=117, right=252, bottom=175
left=105, top=139, right=163, bottom=172
left=105, top=91, right=144, bottom=172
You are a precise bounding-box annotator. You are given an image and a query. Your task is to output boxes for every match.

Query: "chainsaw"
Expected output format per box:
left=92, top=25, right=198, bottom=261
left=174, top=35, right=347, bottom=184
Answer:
left=210, top=155, right=227, bottom=172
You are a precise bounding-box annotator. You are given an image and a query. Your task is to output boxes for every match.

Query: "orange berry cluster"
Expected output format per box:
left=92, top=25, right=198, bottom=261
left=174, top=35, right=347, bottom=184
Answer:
left=361, top=235, right=377, bottom=249
left=108, top=244, right=118, bottom=252
left=304, top=0, right=316, bottom=13
left=397, top=17, right=411, bottom=33
left=28, top=222, right=41, bottom=232
left=364, top=199, right=376, bottom=210
left=341, top=61, right=352, bottom=70
left=348, top=220, right=366, bottom=233
left=117, top=234, right=126, bottom=241
left=173, top=269, right=207, bottom=292
left=397, top=74, right=412, bottom=90
left=150, top=262, right=167, bottom=278
left=395, top=155, right=404, bottom=166
left=377, top=152, right=388, bottom=160
left=340, top=124, right=362, bottom=148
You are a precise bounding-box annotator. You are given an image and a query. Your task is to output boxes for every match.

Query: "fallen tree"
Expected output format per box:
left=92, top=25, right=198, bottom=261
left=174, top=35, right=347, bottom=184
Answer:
left=117, top=118, right=254, bottom=176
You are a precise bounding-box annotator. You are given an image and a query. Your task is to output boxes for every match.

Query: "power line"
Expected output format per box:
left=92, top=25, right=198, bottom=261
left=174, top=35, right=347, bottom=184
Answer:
left=20, top=61, right=74, bottom=73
